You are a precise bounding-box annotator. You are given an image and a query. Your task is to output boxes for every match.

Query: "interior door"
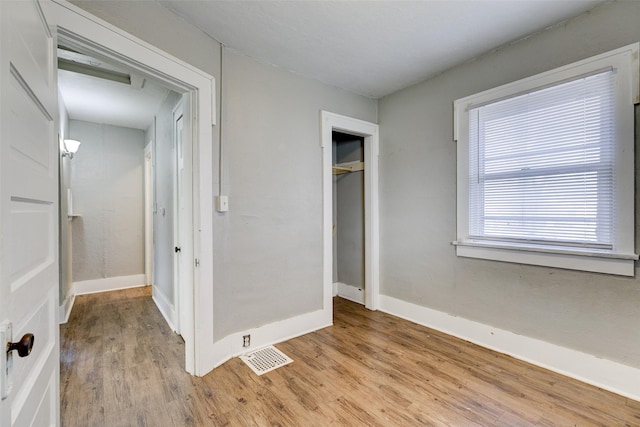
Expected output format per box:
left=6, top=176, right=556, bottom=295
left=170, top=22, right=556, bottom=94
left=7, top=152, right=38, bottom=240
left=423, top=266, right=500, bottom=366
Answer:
left=173, top=97, right=193, bottom=339
left=173, top=104, right=184, bottom=334
left=0, top=1, right=60, bottom=426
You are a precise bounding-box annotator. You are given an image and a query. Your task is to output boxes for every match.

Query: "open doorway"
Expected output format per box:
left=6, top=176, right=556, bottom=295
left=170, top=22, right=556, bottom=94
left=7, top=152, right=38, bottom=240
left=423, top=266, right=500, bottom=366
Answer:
left=57, top=39, right=190, bottom=326
left=321, top=111, right=380, bottom=312
left=55, top=31, right=199, bottom=372
left=332, top=131, right=366, bottom=304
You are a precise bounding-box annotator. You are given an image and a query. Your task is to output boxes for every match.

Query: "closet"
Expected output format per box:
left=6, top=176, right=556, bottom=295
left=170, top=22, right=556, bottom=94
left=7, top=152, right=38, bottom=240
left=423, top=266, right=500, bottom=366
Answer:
left=332, top=131, right=365, bottom=304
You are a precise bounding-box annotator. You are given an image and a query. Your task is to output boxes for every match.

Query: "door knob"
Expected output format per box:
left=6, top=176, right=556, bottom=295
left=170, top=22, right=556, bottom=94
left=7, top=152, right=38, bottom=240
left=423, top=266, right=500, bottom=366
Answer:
left=175, top=246, right=181, bottom=253
left=7, top=333, right=34, bottom=358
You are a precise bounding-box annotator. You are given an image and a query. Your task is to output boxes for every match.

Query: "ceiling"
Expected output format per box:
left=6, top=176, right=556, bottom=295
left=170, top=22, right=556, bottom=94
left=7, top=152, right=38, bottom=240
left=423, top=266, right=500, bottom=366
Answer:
left=160, top=0, right=606, bottom=99
left=58, top=0, right=606, bottom=130
left=58, top=48, right=170, bottom=130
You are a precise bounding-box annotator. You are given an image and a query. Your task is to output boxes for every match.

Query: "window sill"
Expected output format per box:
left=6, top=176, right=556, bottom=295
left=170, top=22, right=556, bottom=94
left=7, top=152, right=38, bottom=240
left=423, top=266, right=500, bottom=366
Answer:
left=453, top=240, right=638, bottom=276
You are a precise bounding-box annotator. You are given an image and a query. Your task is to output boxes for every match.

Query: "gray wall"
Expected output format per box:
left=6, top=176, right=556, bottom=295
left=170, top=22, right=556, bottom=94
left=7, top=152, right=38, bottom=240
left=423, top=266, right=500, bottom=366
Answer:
left=334, top=133, right=365, bottom=289
left=70, top=2, right=377, bottom=340
left=58, top=95, right=72, bottom=304
left=69, top=120, right=145, bottom=282
left=215, top=49, right=377, bottom=337
left=149, top=92, right=181, bottom=306
left=378, top=1, right=640, bottom=368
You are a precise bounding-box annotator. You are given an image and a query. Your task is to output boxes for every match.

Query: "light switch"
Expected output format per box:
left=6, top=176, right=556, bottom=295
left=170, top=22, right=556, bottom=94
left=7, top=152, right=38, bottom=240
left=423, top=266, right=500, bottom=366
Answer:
left=216, top=195, right=229, bottom=212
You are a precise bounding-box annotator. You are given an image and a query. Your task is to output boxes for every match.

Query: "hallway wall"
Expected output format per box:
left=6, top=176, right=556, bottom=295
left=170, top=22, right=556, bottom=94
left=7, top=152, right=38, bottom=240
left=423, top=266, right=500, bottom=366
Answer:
left=69, top=120, right=145, bottom=283
left=58, top=95, right=73, bottom=318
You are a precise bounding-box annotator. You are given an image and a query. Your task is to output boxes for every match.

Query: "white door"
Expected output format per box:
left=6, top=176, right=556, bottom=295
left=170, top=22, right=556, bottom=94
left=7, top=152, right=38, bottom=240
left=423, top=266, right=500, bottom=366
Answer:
left=0, top=1, right=60, bottom=427
left=172, top=97, right=194, bottom=369
left=173, top=98, right=193, bottom=342
left=173, top=105, right=184, bottom=334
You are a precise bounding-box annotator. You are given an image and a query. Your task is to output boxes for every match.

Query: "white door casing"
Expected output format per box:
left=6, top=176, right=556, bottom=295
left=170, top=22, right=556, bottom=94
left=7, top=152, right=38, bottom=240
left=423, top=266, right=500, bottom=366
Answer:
left=144, top=141, right=153, bottom=287
left=0, top=1, right=60, bottom=426
left=42, top=0, right=215, bottom=375
left=321, top=111, right=380, bottom=311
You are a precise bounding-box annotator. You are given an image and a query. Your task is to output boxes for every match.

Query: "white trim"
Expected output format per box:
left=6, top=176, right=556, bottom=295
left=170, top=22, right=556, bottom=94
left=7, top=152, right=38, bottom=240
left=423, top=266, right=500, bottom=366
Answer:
left=379, top=295, right=640, bottom=401
left=454, top=43, right=639, bottom=275
left=152, top=287, right=177, bottom=332
left=45, top=0, right=215, bottom=376
left=58, top=294, right=75, bottom=324
left=144, top=142, right=153, bottom=287
left=454, top=43, right=640, bottom=140
left=46, top=1, right=216, bottom=109
left=172, top=99, right=183, bottom=335
left=207, top=308, right=331, bottom=372
left=321, top=111, right=379, bottom=311
left=336, top=282, right=364, bottom=305
left=72, top=274, right=147, bottom=295
left=456, top=244, right=636, bottom=276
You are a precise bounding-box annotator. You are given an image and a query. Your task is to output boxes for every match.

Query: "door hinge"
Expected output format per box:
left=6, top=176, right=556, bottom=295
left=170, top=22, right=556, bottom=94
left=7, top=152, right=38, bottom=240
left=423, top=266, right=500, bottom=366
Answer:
left=195, top=258, right=200, bottom=267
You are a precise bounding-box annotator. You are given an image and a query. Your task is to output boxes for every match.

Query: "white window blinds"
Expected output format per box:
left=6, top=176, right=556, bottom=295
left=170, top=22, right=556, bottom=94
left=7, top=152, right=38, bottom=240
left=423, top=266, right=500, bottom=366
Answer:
left=468, top=70, right=615, bottom=249
left=455, top=43, right=638, bottom=276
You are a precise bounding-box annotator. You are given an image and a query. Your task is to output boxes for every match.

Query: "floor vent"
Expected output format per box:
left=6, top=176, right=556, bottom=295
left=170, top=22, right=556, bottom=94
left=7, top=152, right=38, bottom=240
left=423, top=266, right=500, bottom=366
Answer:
left=240, top=346, right=293, bottom=376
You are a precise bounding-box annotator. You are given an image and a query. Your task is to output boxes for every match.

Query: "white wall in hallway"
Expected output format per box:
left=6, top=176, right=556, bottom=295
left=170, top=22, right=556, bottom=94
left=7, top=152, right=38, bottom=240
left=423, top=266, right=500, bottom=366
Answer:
left=69, top=120, right=145, bottom=283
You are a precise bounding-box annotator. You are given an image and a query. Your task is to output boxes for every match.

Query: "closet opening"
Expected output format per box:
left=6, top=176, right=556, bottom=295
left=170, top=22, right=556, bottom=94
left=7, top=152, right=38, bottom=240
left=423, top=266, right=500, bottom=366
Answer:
left=332, top=131, right=366, bottom=304
left=321, top=110, right=379, bottom=314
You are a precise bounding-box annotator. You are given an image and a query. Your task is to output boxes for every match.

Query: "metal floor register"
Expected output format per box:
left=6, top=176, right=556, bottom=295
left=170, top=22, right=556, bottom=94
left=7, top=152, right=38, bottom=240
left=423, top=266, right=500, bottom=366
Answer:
left=240, top=346, right=293, bottom=375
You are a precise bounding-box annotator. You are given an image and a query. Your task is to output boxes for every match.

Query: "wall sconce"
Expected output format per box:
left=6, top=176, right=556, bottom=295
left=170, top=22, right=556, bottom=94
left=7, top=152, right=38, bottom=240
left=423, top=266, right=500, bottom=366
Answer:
left=61, top=139, right=81, bottom=159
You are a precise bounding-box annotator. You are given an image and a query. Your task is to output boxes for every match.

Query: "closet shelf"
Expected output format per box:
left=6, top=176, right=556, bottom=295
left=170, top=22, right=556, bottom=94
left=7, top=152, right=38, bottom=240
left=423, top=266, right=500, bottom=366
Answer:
left=333, top=161, right=364, bottom=175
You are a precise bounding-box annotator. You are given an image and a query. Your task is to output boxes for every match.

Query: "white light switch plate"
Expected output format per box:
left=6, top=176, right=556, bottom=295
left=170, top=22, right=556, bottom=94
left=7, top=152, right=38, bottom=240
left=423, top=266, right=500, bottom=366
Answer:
left=216, top=195, right=229, bottom=212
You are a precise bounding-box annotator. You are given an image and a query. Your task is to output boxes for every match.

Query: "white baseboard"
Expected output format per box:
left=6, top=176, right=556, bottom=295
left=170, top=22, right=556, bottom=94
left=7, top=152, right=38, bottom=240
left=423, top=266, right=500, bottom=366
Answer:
left=203, top=307, right=332, bottom=375
left=152, top=286, right=177, bottom=332
left=58, top=293, right=76, bottom=324
left=336, top=282, right=364, bottom=304
left=379, top=295, right=640, bottom=401
left=72, top=274, right=147, bottom=295
left=332, top=281, right=338, bottom=297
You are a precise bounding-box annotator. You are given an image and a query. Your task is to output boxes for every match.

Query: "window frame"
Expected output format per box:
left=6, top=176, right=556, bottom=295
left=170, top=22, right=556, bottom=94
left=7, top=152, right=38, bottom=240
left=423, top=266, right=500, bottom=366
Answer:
left=454, top=43, right=639, bottom=276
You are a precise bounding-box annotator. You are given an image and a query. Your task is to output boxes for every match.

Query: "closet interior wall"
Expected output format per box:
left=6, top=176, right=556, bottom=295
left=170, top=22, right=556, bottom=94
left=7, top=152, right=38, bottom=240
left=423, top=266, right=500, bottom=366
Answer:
left=332, top=131, right=365, bottom=296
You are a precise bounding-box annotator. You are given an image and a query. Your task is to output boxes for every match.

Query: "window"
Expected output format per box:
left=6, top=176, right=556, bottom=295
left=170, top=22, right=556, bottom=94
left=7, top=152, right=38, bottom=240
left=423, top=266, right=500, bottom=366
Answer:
left=454, top=44, right=639, bottom=276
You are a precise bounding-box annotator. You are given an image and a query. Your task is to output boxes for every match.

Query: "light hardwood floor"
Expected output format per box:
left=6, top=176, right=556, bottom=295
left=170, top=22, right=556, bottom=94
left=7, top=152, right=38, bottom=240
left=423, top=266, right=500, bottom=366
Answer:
left=60, top=287, right=640, bottom=426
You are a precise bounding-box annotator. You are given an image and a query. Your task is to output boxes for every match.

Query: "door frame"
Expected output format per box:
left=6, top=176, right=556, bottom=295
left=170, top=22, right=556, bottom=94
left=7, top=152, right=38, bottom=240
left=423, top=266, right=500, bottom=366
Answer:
left=44, top=0, right=216, bottom=376
left=172, top=101, right=183, bottom=334
left=172, top=97, right=194, bottom=337
left=321, top=111, right=379, bottom=311
left=144, top=141, right=153, bottom=287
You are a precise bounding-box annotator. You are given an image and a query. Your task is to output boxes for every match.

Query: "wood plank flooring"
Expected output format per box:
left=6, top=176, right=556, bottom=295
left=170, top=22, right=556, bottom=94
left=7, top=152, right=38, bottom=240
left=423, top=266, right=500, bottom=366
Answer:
left=60, top=287, right=640, bottom=426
